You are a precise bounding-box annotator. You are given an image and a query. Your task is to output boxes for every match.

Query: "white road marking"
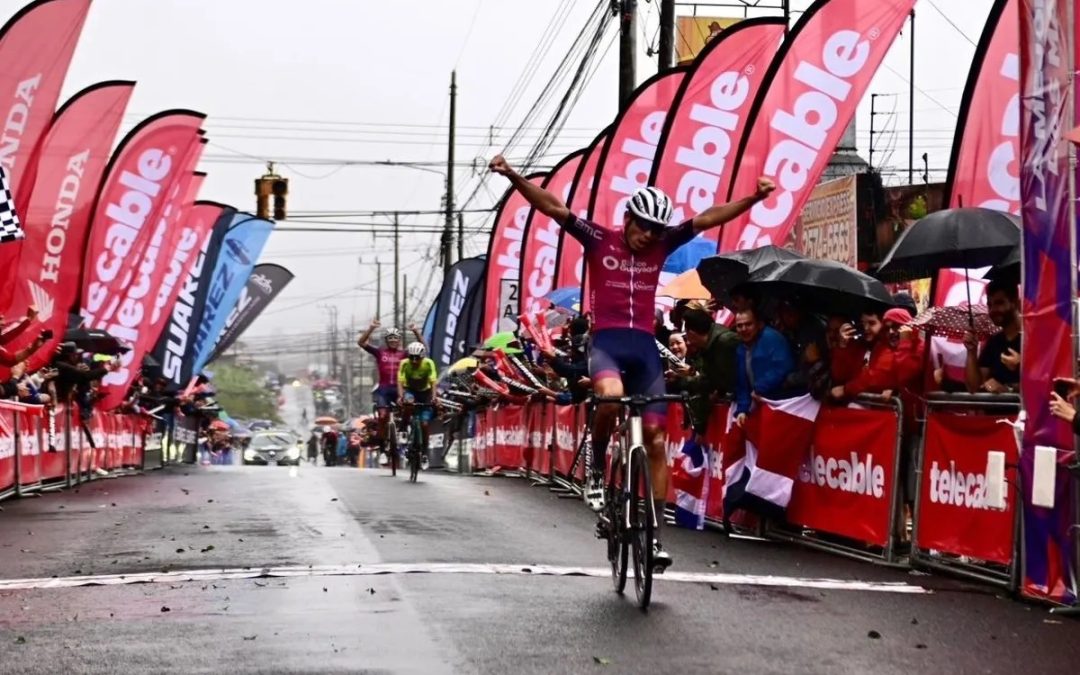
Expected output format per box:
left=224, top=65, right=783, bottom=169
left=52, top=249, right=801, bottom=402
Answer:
left=0, top=563, right=928, bottom=594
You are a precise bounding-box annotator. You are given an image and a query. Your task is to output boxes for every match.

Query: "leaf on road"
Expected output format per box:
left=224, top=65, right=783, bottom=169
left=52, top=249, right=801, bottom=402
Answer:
left=175, top=549, right=185, bottom=554
left=207, top=499, right=214, bottom=503
left=915, top=644, right=928, bottom=650
left=331, top=498, right=338, bottom=502
left=160, top=606, right=171, bottom=613
left=366, top=588, right=376, bottom=595
left=593, top=657, right=611, bottom=665
left=323, top=587, right=328, bottom=593
left=14, top=636, right=26, bottom=645
left=200, top=545, right=216, bottom=553
left=203, top=525, right=211, bottom=530
left=254, top=581, right=267, bottom=587
left=242, top=635, right=257, bottom=641
left=867, top=630, right=881, bottom=639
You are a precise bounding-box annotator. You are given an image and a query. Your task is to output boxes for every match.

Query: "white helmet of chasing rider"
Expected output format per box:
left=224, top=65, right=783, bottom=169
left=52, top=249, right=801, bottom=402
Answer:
left=406, top=341, right=426, bottom=358
left=627, top=186, right=674, bottom=227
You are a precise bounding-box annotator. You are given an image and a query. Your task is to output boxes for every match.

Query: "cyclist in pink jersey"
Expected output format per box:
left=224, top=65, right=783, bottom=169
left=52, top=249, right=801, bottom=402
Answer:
left=358, top=320, right=424, bottom=451
left=490, top=154, right=774, bottom=569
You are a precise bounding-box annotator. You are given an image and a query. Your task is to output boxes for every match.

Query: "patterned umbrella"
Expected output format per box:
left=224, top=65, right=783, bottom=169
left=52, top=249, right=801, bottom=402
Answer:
left=910, top=304, right=1001, bottom=340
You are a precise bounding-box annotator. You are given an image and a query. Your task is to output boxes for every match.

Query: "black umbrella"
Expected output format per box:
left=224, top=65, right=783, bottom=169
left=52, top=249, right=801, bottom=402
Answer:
left=63, top=328, right=128, bottom=355
left=876, top=207, right=1020, bottom=283
left=696, top=245, right=804, bottom=305
left=983, top=245, right=1020, bottom=284
left=742, top=259, right=894, bottom=317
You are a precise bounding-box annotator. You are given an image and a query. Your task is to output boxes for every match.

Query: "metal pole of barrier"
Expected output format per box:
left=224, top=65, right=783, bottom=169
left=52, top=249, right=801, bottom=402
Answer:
left=884, top=396, right=904, bottom=564
left=12, top=410, right=21, bottom=498
left=64, top=407, right=73, bottom=490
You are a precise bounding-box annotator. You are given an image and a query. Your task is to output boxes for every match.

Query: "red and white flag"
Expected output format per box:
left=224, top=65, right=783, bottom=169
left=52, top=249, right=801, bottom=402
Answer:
left=723, top=394, right=820, bottom=517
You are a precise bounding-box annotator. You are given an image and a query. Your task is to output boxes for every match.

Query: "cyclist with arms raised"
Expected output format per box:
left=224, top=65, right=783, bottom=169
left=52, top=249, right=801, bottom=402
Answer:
left=358, top=321, right=424, bottom=459
left=489, top=154, right=775, bottom=570
left=398, top=342, right=439, bottom=462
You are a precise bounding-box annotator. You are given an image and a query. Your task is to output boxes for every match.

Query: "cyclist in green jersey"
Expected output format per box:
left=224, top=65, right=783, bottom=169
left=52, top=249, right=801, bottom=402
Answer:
left=398, top=342, right=439, bottom=455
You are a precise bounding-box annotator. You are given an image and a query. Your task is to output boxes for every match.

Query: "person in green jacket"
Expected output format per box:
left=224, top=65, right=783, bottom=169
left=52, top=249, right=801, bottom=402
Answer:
left=667, top=307, right=739, bottom=433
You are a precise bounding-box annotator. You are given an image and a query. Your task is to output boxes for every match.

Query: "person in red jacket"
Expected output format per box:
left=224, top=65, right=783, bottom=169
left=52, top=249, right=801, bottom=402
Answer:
left=830, top=310, right=897, bottom=400
left=825, top=315, right=866, bottom=388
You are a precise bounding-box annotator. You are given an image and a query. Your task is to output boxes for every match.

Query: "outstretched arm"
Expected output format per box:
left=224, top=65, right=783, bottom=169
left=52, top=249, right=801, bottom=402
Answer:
left=691, top=178, right=776, bottom=234
left=489, top=155, right=569, bottom=223
left=357, top=319, right=379, bottom=352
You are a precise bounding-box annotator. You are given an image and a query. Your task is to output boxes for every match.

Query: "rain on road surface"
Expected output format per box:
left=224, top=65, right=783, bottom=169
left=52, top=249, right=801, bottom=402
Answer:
left=0, top=385, right=1076, bottom=674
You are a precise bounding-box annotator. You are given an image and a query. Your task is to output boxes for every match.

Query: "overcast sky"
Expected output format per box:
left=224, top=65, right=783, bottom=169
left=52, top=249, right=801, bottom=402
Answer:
left=2, top=0, right=994, bottom=353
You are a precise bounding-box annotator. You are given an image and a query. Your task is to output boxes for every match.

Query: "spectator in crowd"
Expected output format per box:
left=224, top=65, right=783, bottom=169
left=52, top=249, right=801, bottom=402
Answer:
left=670, top=307, right=740, bottom=432
left=321, top=427, right=339, bottom=466
left=734, top=307, right=796, bottom=425
left=541, top=316, right=591, bottom=404
left=825, top=315, right=865, bottom=389
left=306, top=431, right=320, bottom=464
left=0, top=306, right=37, bottom=345
left=964, top=280, right=1021, bottom=394
left=1050, top=378, right=1080, bottom=434
left=52, top=343, right=117, bottom=423
left=654, top=308, right=672, bottom=347
left=668, top=333, right=688, bottom=361
left=669, top=299, right=692, bottom=334
left=0, top=328, right=50, bottom=368
left=830, top=309, right=898, bottom=401
left=775, top=299, right=826, bottom=398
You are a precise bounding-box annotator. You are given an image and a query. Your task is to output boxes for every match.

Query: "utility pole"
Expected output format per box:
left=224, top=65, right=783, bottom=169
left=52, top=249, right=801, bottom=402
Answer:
left=457, top=212, right=464, bottom=263
left=618, top=0, right=637, bottom=107
left=401, top=275, right=409, bottom=331
left=375, top=261, right=382, bottom=320
left=657, top=0, right=675, bottom=71
left=444, top=71, right=456, bottom=271
left=393, top=212, right=400, bottom=330
left=908, top=9, right=915, bottom=185
left=869, top=94, right=878, bottom=172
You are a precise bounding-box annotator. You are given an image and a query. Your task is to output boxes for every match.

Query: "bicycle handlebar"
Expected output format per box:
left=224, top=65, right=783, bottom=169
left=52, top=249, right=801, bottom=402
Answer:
left=592, top=393, right=689, bottom=405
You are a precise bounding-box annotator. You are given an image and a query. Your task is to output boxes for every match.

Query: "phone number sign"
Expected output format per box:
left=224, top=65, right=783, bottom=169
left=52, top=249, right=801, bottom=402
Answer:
left=796, top=175, right=858, bottom=268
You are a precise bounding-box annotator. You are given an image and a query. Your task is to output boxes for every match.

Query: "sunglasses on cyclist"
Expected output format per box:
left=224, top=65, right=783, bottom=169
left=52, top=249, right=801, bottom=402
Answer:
left=633, top=216, right=666, bottom=237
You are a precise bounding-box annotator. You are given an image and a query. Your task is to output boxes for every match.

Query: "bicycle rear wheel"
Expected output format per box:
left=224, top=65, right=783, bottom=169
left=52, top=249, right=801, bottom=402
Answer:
left=387, top=419, right=398, bottom=477
left=629, top=446, right=654, bottom=610
left=606, top=447, right=628, bottom=594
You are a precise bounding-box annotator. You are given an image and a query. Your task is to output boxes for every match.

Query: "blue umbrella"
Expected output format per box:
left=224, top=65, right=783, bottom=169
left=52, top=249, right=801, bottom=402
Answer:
left=663, top=236, right=716, bottom=275
left=544, top=286, right=581, bottom=312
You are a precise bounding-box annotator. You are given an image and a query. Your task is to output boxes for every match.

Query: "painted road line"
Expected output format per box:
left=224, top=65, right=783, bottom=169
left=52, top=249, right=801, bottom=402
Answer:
left=0, top=563, right=929, bottom=594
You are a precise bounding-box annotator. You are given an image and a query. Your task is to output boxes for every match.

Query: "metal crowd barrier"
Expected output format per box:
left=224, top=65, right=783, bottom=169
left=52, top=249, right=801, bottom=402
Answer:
left=910, top=392, right=1022, bottom=592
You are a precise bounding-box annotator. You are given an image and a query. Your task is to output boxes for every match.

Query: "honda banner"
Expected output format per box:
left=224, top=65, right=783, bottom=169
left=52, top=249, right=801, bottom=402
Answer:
left=80, top=110, right=205, bottom=331
left=0, top=0, right=93, bottom=303
left=553, top=129, right=607, bottom=305
left=1018, top=0, right=1076, bottom=604
left=722, top=0, right=917, bottom=252
left=652, top=18, right=785, bottom=250
left=4, top=81, right=134, bottom=371
left=191, top=214, right=274, bottom=374
left=150, top=205, right=235, bottom=389
left=431, top=255, right=487, bottom=371
left=518, top=151, right=583, bottom=317
left=787, top=406, right=899, bottom=547
left=482, top=175, right=546, bottom=338
left=209, top=262, right=295, bottom=360
left=917, top=412, right=1018, bottom=565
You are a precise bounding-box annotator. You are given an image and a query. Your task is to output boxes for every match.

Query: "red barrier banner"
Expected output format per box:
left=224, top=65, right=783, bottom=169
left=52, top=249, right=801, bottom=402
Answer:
left=723, top=0, right=916, bottom=251
left=664, top=404, right=693, bottom=503
left=520, top=152, right=583, bottom=317
left=17, top=408, right=41, bottom=486
left=703, top=404, right=731, bottom=520
left=5, top=82, right=134, bottom=369
left=918, top=412, right=1017, bottom=565
left=90, top=411, right=105, bottom=470
left=652, top=18, right=786, bottom=250
left=0, top=406, right=13, bottom=491
left=787, top=406, right=898, bottom=547
left=473, top=409, right=491, bottom=470
left=482, top=174, right=548, bottom=337
left=554, top=404, right=577, bottom=477
left=555, top=130, right=608, bottom=309
left=494, top=405, right=526, bottom=470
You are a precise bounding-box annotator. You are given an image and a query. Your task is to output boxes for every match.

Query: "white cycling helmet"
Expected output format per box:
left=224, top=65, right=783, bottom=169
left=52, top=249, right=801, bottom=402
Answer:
left=406, top=341, right=426, bottom=358
left=385, top=327, right=402, bottom=341
left=627, top=186, right=674, bottom=227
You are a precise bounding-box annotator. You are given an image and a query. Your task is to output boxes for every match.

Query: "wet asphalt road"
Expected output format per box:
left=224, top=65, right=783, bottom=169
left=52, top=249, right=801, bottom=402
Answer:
left=0, top=387, right=1077, bottom=674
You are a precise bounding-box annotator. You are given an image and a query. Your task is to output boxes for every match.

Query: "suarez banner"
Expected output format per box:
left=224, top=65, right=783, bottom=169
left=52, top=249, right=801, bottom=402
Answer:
left=553, top=129, right=607, bottom=303
left=651, top=18, right=786, bottom=250
left=190, top=214, right=274, bottom=374
left=208, top=262, right=295, bottom=360
left=1018, top=0, right=1076, bottom=604
left=518, top=151, right=583, bottom=317
left=150, top=204, right=235, bottom=389
left=79, top=110, right=205, bottom=331
left=4, top=81, right=133, bottom=371
left=722, top=0, right=916, bottom=252
left=0, top=0, right=93, bottom=303
left=432, top=255, right=487, bottom=371
left=481, top=174, right=546, bottom=338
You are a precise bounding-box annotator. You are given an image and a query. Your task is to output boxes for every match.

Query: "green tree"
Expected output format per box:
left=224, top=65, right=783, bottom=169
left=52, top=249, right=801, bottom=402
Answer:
left=211, top=361, right=281, bottom=422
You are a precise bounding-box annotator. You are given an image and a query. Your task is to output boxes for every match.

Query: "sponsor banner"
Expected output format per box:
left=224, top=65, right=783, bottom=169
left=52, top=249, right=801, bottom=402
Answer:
left=553, top=404, right=577, bottom=477
left=519, top=152, right=583, bottom=317
left=703, top=403, right=731, bottom=521
left=0, top=0, right=91, bottom=204
left=917, top=411, right=1017, bottom=565
left=1018, top=0, right=1076, bottom=604
left=209, top=262, right=295, bottom=360
left=3, top=82, right=134, bottom=371
left=723, top=0, right=917, bottom=252
left=945, top=0, right=1020, bottom=212
left=191, top=214, right=275, bottom=374
left=97, top=202, right=222, bottom=410
left=421, top=297, right=438, bottom=348
left=794, top=175, right=858, bottom=267
left=16, top=408, right=40, bottom=487
left=676, top=16, right=742, bottom=65
left=555, top=130, right=608, bottom=312
left=652, top=18, right=785, bottom=252
left=79, top=110, right=205, bottom=333
left=493, top=405, right=526, bottom=469
left=149, top=205, right=235, bottom=388
left=431, top=256, right=487, bottom=371
left=482, top=176, right=546, bottom=338
left=787, top=406, right=899, bottom=547
left=0, top=406, right=14, bottom=491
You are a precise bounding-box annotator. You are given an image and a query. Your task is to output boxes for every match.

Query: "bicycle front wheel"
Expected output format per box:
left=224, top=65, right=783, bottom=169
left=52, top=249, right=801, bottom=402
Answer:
left=606, top=449, right=628, bottom=594
left=629, top=446, right=654, bottom=610
left=387, top=419, right=398, bottom=476
left=409, top=422, right=422, bottom=483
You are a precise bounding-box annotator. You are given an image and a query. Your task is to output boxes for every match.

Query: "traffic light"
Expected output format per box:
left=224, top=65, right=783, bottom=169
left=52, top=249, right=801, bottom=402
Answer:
left=254, top=163, right=288, bottom=221
left=272, top=177, right=288, bottom=220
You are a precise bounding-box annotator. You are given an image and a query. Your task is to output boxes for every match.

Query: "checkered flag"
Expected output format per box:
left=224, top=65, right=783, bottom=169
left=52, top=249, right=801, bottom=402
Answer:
left=0, top=165, right=24, bottom=244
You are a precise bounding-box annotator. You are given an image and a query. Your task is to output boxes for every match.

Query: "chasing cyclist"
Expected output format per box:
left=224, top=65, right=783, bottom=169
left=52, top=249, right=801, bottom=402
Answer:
left=489, top=154, right=775, bottom=570
left=358, top=320, right=424, bottom=463
left=398, top=342, right=439, bottom=466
